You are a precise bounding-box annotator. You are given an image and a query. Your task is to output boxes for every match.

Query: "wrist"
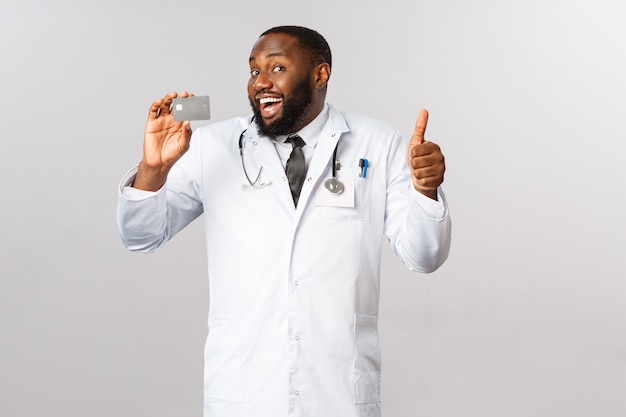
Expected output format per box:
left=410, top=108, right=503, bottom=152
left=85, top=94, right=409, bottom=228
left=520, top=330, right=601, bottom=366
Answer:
left=416, top=187, right=438, bottom=201
left=134, top=160, right=170, bottom=191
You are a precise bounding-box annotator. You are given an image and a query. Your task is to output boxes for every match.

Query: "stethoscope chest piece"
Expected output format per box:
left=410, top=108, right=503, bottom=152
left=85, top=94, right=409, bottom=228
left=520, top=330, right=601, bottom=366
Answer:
left=323, top=142, right=345, bottom=194
left=324, top=178, right=345, bottom=194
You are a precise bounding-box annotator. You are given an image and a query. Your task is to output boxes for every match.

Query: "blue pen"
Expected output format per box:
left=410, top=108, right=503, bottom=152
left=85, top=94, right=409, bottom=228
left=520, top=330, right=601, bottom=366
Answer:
left=362, top=159, right=369, bottom=178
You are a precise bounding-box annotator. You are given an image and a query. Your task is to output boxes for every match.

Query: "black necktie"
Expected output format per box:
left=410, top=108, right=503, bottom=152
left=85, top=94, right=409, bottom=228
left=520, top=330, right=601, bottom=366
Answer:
left=285, top=135, right=306, bottom=206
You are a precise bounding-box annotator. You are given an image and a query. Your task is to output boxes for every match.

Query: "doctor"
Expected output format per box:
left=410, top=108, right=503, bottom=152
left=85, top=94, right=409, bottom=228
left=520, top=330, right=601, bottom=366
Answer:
left=118, top=26, right=451, bottom=417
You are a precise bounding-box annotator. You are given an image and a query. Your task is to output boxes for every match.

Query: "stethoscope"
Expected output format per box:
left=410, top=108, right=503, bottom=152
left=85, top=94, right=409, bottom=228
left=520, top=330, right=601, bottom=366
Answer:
left=238, top=120, right=345, bottom=194
left=238, top=127, right=265, bottom=188
left=323, top=145, right=344, bottom=194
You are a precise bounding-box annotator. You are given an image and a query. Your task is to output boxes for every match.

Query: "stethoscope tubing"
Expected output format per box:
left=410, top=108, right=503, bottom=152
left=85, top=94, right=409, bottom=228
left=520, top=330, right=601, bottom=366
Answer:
left=239, top=120, right=344, bottom=193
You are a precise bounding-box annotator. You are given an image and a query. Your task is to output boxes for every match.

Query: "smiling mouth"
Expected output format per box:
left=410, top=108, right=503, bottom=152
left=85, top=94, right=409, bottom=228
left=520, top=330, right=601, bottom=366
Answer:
left=259, top=97, right=283, bottom=118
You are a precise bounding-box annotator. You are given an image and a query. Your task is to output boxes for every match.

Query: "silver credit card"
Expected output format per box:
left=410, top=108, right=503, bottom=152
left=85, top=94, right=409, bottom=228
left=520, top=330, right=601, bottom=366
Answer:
left=172, top=96, right=211, bottom=121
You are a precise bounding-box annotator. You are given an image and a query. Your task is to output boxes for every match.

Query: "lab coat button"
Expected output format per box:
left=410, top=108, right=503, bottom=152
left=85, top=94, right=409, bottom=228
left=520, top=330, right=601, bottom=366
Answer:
left=294, top=390, right=300, bottom=396
left=294, top=335, right=300, bottom=341
left=293, top=280, right=299, bottom=286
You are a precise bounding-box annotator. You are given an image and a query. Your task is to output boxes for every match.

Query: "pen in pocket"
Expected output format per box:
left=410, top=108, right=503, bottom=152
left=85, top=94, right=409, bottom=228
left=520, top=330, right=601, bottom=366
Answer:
left=359, top=158, right=369, bottom=178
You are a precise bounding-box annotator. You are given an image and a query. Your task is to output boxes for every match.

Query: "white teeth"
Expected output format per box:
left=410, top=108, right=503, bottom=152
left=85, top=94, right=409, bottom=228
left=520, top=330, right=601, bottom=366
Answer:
left=259, top=97, right=282, bottom=104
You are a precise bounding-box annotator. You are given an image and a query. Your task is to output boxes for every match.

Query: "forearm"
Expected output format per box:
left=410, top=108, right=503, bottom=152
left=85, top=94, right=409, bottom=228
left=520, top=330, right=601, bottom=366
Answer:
left=390, top=187, right=452, bottom=273
left=117, top=167, right=170, bottom=252
left=117, top=162, right=204, bottom=253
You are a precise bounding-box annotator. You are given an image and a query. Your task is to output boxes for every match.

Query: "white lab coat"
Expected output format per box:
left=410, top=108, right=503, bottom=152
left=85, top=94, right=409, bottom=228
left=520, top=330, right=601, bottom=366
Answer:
left=117, top=104, right=451, bottom=417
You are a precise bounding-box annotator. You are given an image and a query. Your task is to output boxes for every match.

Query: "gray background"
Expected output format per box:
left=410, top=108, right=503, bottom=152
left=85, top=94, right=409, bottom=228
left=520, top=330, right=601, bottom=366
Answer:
left=1, top=0, right=625, bottom=416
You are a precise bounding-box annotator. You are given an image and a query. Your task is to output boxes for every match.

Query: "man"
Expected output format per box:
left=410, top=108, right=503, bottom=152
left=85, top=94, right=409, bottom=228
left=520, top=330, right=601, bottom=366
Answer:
left=118, top=26, right=451, bottom=417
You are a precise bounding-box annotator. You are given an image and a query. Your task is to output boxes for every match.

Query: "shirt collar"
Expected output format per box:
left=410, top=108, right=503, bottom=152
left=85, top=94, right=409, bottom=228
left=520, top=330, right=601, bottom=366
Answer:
left=274, top=104, right=329, bottom=147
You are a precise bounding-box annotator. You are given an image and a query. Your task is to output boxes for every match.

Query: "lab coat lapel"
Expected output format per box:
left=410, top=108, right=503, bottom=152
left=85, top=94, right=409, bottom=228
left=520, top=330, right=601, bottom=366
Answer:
left=248, top=131, right=297, bottom=209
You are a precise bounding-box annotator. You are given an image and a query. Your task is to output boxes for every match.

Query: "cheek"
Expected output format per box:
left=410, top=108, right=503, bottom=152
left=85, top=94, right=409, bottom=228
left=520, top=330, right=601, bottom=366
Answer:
left=272, top=73, right=294, bottom=91
left=247, top=82, right=257, bottom=99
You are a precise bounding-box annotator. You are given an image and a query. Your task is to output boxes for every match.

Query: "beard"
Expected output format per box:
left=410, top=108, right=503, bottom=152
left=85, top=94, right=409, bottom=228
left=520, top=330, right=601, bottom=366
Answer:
left=249, top=76, right=314, bottom=139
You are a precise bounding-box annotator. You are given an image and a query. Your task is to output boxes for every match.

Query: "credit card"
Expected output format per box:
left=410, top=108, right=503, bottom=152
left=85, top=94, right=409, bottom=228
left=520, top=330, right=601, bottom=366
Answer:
left=172, top=96, right=211, bottom=121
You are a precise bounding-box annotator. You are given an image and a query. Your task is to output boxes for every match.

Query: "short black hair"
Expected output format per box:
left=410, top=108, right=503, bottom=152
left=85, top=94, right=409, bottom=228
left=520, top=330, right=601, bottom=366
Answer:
left=260, top=26, right=332, bottom=69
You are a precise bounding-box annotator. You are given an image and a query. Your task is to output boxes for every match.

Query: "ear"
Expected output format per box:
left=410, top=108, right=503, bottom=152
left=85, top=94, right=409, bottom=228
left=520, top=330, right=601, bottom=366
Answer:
left=313, top=63, right=331, bottom=90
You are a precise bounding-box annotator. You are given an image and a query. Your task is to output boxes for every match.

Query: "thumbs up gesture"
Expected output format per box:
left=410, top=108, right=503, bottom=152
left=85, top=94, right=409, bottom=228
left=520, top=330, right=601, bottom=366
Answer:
left=407, top=109, right=446, bottom=200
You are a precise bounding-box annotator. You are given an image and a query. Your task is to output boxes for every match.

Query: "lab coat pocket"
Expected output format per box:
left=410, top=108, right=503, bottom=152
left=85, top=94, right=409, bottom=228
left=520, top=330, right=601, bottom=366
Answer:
left=318, top=167, right=373, bottom=221
left=203, top=314, right=243, bottom=403
left=353, top=314, right=381, bottom=404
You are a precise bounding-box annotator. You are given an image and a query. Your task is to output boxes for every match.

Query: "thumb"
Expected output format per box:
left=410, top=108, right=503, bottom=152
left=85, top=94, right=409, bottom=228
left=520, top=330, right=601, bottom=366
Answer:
left=411, top=109, right=429, bottom=146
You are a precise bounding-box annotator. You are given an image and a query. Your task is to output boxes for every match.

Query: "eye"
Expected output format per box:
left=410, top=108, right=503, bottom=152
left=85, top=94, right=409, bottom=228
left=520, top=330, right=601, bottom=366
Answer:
left=250, top=69, right=260, bottom=76
left=272, top=66, right=286, bottom=73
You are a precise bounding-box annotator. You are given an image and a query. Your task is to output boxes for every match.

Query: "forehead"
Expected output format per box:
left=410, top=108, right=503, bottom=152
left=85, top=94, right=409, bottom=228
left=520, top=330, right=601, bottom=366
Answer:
left=249, top=33, right=305, bottom=63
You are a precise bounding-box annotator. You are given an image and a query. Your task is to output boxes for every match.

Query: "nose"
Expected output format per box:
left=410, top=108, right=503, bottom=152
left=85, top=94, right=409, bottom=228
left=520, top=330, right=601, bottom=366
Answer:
left=253, top=71, right=272, bottom=91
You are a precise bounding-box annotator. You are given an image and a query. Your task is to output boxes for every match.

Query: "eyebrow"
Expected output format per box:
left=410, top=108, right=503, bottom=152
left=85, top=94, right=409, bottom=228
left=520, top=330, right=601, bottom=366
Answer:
left=249, top=52, right=286, bottom=63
